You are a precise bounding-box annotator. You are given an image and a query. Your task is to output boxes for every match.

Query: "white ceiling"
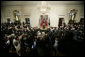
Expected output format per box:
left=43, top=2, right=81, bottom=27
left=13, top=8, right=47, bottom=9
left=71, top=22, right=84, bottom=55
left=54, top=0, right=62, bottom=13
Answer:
left=1, top=1, right=84, bottom=6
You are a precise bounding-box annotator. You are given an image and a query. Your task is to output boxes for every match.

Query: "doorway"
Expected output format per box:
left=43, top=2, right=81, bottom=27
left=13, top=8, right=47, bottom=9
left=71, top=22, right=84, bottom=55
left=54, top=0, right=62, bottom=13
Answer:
left=58, top=18, right=65, bottom=28
left=80, top=18, right=84, bottom=24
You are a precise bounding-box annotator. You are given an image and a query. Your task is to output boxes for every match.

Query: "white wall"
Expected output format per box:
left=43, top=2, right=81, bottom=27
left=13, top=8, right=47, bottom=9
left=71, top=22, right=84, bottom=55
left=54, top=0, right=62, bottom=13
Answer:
left=1, top=4, right=84, bottom=27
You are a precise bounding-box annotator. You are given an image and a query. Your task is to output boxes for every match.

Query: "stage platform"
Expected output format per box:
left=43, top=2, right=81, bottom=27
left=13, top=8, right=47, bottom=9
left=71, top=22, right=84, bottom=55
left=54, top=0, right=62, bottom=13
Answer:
left=40, top=29, right=47, bottom=31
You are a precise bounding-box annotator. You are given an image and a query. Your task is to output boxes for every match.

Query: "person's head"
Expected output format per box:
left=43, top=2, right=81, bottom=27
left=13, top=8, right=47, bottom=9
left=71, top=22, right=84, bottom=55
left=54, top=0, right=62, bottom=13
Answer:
left=42, top=31, right=45, bottom=34
left=10, top=33, right=15, bottom=39
left=55, top=38, right=58, bottom=41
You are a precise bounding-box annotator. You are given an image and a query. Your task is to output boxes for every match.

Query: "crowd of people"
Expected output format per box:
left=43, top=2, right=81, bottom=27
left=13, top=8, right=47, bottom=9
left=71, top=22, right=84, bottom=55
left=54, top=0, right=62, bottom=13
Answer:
left=0, top=22, right=84, bottom=56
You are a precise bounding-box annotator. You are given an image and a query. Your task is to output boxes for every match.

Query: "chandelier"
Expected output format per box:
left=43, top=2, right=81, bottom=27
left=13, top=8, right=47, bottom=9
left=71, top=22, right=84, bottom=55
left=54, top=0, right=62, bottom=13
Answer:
left=39, top=1, right=50, bottom=14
